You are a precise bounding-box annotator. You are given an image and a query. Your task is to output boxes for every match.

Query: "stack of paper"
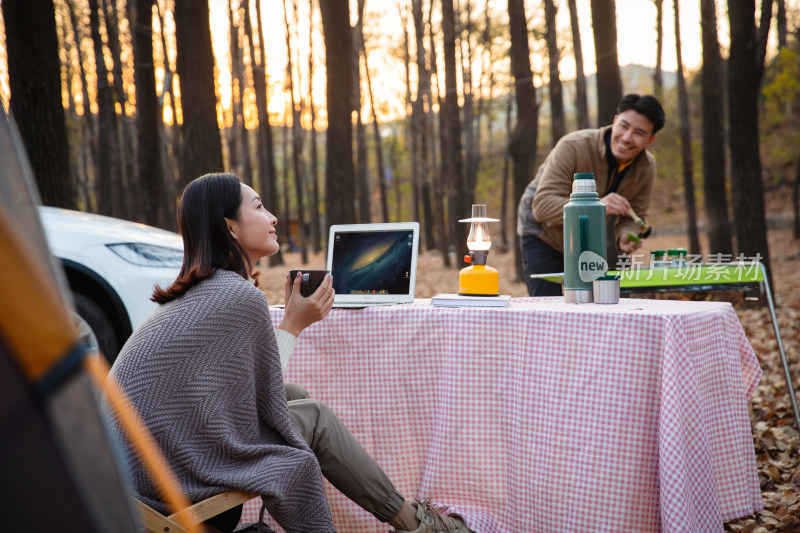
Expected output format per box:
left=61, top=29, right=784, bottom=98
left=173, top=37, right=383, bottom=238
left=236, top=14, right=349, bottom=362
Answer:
left=431, top=293, right=511, bottom=307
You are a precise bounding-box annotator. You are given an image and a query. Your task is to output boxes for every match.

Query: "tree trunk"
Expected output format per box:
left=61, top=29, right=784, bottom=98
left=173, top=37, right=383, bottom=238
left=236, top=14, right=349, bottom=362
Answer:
left=777, top=0, right=787, bottom=49
left=544, top=0, right=565, bottom=145
left=387, top=132, right=403, bottom=221
left=66, top=0, right=97, bottom=212
left=59, top=41, right=82, bottom=210
left=353, top=0, right=370, bottom=223
left=442, top=0, right=467, bottom=258
left=700, top=0, right=733, bottom=255
left=283, top=0, right=308, bottom=264
left=756, top=0, right=774, bottom=78
left=156, top=1, right=178, bottom=227
left=63, top=29, right=78, bottom=116
left=401, top=3, right=420, bottom=230
left=673, top=0, right=700, bottom=255
left=793, top=152, right=800, bottom=239
left=102, top=0, right=137, bottom=219
left=173, top=0, right=224, bottom=187
left=307, top=0, right=321, bottom=252
left=362, top=40, right=389, bottom=223
left=246, top=0, right=283, bottom=265
left=227, top=0, right=241, bottom=175
left=131, top=0, right=166, bottom=229
left=508, top=0, right=539, bottom=282
left=590, top=0, right=623, bottom=126
left=3, top=0, right=76, bottom=209
left=282, top=122, right=290, bottom=251
left=459, top=0, right=478, bottom=207
left=567, top=0, right=589, bottom=130
left=231, top=1, right=252, bottom=187
left=477, top=4, right=493, bottom=170
left=478, top=4, right=496, bottom=240
left=89, top=0, right=122, bottom=216
left=501, top=94, right=513, bottom=247
left=319, top=0, right=356, bottom=225
left=429, top=0, right=449, bottom=266
left=653, top=0, right=664, bottom=100
left=409, top=0, right=435, bottom=250
left=256, top=0, right=281, bottom=228
left=728, top=0, right=772, bottom=283
left=242, top=0, right=263, bottom=187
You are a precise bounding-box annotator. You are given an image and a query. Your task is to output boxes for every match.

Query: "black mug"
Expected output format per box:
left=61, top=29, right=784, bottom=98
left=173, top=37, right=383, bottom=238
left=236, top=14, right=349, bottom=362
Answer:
left=288, top=270, right=329, bottom=297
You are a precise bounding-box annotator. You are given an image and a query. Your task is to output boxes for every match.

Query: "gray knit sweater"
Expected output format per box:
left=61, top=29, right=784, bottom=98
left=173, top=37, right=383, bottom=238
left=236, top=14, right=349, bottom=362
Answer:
left=108, top=269, right=335, bottom=532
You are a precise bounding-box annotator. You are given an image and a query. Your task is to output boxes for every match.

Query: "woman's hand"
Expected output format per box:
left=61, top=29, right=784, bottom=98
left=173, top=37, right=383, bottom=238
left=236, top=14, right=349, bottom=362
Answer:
left=278, top=272, right=335, bottom=337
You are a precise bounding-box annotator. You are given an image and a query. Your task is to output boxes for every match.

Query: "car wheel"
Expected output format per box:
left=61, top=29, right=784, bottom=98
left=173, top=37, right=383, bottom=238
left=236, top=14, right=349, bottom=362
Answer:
left=73, top=292, right=120, bottom=364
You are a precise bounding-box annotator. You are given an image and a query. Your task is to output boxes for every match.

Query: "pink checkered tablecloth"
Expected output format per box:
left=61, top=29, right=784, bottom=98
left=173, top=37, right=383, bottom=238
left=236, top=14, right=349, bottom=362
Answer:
left=241, top=297, right=762, bottom=533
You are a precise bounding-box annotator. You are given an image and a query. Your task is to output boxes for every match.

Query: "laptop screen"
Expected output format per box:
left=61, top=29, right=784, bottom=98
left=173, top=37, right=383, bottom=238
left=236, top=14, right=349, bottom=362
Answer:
left=326, top=222, right=420, bottom=306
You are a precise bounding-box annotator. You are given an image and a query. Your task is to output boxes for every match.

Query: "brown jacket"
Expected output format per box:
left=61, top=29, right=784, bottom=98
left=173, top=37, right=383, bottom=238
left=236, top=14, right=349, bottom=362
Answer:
left=517, top=125, right=655, bottom=253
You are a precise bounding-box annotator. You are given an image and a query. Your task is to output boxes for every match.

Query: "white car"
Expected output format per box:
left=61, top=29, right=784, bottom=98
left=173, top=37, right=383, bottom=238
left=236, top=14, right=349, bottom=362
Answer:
left=39, top=207, right=183, bottom=362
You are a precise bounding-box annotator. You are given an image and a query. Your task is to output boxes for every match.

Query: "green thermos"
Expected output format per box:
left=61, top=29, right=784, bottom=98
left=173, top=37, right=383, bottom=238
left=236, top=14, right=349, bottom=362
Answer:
left=563, top=173, right=608, bottom=303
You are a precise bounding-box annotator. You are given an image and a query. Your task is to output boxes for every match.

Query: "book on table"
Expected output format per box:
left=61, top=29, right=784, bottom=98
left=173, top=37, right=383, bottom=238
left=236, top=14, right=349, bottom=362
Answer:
left=431, top=293, right=511, bottom=307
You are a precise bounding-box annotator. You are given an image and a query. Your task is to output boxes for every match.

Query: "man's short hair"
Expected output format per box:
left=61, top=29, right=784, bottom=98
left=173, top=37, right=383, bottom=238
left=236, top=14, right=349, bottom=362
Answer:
left=616, top=94, right=665, bottom=134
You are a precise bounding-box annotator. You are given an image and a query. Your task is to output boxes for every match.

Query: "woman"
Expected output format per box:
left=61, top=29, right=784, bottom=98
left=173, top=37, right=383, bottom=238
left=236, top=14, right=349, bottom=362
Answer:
left=108, top=173, right=471, bottom=533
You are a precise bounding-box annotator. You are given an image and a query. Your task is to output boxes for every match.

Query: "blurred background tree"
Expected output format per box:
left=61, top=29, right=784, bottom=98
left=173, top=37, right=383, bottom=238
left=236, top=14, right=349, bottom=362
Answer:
left=3, top=0, right=76, bottom=209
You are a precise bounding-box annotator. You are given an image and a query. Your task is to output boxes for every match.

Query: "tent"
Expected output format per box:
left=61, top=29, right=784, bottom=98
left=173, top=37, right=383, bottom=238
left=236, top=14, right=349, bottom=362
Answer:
left=0, top=108, right=140, bottom=532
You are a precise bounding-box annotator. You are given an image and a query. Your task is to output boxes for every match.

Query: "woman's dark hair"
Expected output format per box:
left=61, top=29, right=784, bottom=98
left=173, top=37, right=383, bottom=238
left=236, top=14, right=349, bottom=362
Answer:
left=152, top=173, right=251, bottom=303
left=616, top=94, right=665, bottom=134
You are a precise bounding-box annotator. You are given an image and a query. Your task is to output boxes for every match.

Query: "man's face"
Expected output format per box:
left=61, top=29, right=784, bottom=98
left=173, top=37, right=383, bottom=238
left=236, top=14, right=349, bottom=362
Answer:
left=609, top=109, right=656, bottom=163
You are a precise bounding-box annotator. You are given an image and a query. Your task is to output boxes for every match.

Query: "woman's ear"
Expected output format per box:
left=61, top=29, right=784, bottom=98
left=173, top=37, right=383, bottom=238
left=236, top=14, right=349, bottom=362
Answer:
left=225, top=217, right=239, bottom=240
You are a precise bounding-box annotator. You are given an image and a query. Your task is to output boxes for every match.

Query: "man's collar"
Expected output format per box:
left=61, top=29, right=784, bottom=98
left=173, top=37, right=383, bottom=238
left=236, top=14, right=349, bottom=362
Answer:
left=604, top=129, right=617, bottom=167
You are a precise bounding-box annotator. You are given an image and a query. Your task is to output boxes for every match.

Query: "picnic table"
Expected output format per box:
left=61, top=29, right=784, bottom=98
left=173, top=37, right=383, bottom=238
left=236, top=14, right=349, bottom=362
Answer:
left=240, top=297, right=763, bottom=532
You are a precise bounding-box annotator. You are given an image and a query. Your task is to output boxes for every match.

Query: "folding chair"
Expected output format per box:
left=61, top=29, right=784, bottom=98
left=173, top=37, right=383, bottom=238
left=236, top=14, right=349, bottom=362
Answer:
left=133, top=490, right=257, bottom=533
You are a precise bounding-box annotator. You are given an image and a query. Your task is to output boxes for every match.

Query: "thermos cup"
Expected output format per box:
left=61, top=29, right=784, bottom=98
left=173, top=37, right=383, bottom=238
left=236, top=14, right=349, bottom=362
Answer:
left=563, top=173, right=608, bottom=303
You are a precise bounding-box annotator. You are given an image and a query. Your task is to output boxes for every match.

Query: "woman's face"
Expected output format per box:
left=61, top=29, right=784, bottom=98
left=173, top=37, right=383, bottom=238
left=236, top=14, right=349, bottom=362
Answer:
left=227, top=183, right=279, bottom=267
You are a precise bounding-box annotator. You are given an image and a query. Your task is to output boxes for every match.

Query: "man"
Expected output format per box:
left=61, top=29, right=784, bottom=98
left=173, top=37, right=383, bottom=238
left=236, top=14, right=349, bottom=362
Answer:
left=516, top=93, right=665, bottom=296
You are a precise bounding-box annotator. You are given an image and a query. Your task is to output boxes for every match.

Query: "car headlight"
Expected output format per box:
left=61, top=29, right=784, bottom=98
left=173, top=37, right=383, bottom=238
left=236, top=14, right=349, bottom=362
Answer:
left=106, top=243, right=183, bottom=268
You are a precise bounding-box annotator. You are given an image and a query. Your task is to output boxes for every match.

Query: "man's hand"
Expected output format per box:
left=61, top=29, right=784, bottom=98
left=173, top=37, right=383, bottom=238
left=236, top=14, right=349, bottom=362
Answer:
left=599, top=193, right=632, bottom=216
left=618, top=233, right=642, bottom=254
left=278, top=272, right=335, bottom=337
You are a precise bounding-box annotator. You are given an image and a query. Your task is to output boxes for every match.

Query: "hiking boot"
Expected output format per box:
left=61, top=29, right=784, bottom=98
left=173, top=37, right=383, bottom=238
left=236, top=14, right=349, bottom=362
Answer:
left=394, top=498, right=473, bottom=533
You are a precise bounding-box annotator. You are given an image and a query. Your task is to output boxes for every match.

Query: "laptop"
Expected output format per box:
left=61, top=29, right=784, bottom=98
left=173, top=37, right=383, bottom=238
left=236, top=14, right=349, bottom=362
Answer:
left=326, top=222, right=420, bottom=308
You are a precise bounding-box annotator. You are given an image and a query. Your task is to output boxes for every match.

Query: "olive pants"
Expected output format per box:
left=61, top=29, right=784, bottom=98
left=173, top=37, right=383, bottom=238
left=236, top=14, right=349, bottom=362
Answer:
left=207, top=383, right=406, bottom=532
left=285, top=382, right=406, bottom=523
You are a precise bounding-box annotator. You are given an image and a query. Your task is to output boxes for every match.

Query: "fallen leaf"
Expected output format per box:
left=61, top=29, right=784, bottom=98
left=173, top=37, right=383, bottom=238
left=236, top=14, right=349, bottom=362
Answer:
left=761, top=515, right=781, bottom=526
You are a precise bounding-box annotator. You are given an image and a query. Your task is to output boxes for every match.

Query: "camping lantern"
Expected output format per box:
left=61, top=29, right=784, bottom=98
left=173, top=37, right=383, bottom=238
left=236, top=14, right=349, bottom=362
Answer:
left=458, top=204, right=500, bottom=296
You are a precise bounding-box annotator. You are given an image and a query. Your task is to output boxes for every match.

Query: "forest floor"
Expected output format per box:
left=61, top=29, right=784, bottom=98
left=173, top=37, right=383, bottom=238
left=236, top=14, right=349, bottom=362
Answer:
left=255, top=189, right=800, bottom=531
